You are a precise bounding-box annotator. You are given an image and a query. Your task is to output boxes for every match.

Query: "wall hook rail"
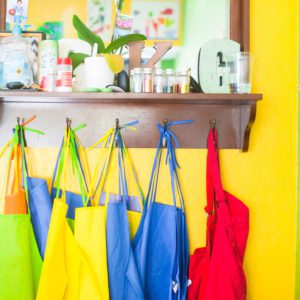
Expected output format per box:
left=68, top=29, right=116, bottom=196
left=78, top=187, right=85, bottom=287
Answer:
left=0, top=92, right=262, bottom=151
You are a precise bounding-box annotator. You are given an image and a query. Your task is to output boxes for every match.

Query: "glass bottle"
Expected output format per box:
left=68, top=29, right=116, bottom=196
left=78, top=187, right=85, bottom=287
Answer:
left=165, top=69, right=175, bottom=93
left=173, top=72, right=180, bottom=93
left=132, top=68, right=143, bottom=93
left=0, top=24, right=34, bottom=87
left=143, top=68, right=153, bottom=93
left=179, top=70, right=190, bottom=94
left=129, top=69, right=134, bottom=92
left=153, top=68, right=164, bottom=93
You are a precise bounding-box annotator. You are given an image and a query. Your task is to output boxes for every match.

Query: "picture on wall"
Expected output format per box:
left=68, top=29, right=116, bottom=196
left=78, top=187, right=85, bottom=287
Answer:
left=6, top=0, right=29, bottom=25
left=113, top=12, right=133, bottom=40
left=87, top=0, right=113, bottom=42
left=131, top=0, right=182, bottom=43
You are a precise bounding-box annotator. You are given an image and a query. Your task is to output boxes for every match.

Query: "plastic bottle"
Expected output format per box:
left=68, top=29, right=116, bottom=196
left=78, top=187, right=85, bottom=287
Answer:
left=40, top=40, right=58, bottom=91
left=55, top=58, right=73, bottom=92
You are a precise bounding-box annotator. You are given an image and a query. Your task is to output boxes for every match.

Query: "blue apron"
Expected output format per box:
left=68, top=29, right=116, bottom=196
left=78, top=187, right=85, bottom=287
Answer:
left=17, top=124, right=52, bottom=259
left=98, top=123, right=145, bottom=300
left=27, top=176, right=52, bottom=259
left=133, top=120, right=191, bottom=300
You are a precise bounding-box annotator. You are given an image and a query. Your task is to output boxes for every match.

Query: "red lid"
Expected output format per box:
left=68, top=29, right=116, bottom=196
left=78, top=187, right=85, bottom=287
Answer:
left=57, top=58, right=72, bottom=65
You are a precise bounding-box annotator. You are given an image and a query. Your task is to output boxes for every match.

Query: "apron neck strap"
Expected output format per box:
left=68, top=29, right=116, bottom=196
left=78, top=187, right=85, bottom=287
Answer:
left=206, top=128, right=226, bottom=206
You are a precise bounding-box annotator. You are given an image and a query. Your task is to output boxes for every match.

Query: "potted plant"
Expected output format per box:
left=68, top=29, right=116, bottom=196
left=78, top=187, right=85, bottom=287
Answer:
left=70, top=15, right=146, bottom=90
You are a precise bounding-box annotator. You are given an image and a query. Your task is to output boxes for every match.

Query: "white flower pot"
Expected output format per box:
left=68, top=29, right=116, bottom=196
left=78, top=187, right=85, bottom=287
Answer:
left=84, top=56, right=114, bottom=89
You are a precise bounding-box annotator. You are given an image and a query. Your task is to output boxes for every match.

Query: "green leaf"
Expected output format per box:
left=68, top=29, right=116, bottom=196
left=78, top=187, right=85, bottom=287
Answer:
left=104, top=34, right=147, bottom=54
left=118, top=0, right=124, bottom=10
left=72, top=15, right=105, bottom=53
left=68, top=52, right=89, bottom=71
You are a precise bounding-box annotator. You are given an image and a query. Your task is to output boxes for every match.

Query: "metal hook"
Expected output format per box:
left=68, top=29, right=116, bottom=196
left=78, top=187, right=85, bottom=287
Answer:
left=66, top=118, right=72, bottom=129
left=162, top=119, right=168, bottom=147
left=210, top=119, right=217, bottom=146
left=115, top=118, right=120, bottom=130
left=115, top=118, right=120, bottom=147
left=163, top=119, right=168, bottom=130
left=210, top=119, right=216, bottom=129
left=21, top=118, right=27, bottom=147
left=16, top=117, right=26, bottom=146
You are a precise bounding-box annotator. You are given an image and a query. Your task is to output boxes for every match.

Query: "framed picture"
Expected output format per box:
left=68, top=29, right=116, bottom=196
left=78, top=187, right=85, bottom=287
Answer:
left=5, top=0, right=29, bottom=25
left=0, top=30, right=45, bottom=84
left=131, top=0, right=183, bottom=46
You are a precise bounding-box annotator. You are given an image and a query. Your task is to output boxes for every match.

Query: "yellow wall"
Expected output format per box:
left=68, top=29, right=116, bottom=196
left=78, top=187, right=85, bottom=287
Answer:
left=246, top=0, right=298, bottom=298
left=28, top=0, right=87, bottom=38
left=18, top=0, right=300, bottom=299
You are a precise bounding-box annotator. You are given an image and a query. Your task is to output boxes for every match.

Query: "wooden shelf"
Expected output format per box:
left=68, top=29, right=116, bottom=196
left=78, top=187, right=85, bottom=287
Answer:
left=0, top=91, right=262, bottom=104
left=0, top=92, right=262, bottom=151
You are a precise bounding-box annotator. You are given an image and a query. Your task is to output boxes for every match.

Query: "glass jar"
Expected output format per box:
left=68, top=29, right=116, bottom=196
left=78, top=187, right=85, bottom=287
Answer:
left=143, top=68, right=153, bottom=93
left=132, top=68, right=142, bottom=93
left=129, top=69, right=134, bottom=92
left=0, top=34, right=34, bottom=87
left=165, top=69, right=175, bottom=93
left=153, top=68, right=164, bottom=93
left=179, top=70, right=190, bottom=94
left=173, top=72, right=180, bottom=93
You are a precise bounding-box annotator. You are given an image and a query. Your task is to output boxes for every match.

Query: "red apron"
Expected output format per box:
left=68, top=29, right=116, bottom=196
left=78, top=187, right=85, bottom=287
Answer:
left=188, top=127, right=249, bottom=300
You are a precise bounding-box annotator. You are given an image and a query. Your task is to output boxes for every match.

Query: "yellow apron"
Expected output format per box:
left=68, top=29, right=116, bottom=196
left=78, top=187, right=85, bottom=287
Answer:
left=37, top=125, right=109, bottom=300
left=74, top=206, right=108, bottom=298
left=36, top=198, right=102, bottom=300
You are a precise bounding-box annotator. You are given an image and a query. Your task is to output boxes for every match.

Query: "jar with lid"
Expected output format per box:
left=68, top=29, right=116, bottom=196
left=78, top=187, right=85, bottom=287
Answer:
left=143, top=68, right=153, bottom=93
left=132, top=68, right=143, bottom=93
left=129, top=69, right=135, bottom=92
left=56, top=58, right=73, bottom=92
left=173, top=72, right=181, bottom=93
left=179, top=70, right=190, bottom=93
left=153, top=68, right=164, bottom=93
left=165, top=69, right=175, bottom=93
